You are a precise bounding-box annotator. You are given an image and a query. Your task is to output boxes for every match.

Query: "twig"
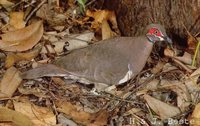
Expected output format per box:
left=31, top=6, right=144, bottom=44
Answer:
left=25, top=0, right=47, bottom=23
left=172, top=58, right=193, bottom=73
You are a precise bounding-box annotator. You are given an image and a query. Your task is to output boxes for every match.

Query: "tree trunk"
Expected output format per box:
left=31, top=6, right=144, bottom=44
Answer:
left=104, top=0, right=200, bottom=47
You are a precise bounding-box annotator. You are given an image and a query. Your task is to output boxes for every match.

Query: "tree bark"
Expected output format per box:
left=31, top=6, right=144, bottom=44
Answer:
left=104, top=0, right=200, bottom=46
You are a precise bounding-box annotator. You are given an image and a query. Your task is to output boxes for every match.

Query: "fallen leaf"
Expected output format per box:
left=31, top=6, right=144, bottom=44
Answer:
left=5, top=44, right=42, bottom=68
left=144, top=94, right=181, bottom=120
left=88, top=110, right=109, bottom=126
left=136, top=79, right=160, bottom=95
left=9, top=11, right=26, bottom=29
left=164, top=48, right=175, bottom=57
left=0, top=20, right=43, bottom=52
left=36, top=4, right=67, bottom=26
left=160, top=80, right=191, bottom=111
left=0, top=0, right=14, bottom=8
left=56, top=100, right=92, bottom=125
left=185, top=67, right=200, bottom=93
left=57, top=113, right=78, bottom=126
left=190, top=102, right=200, bottom=126
left=18, top=86, right=49, bottom=98
left=64, top=32, right=94, bottom=51
left=165, top=48, right=192, bottom=65
left=0, top=67, right=22, bottom=98
left=0, top=107, right=34, bottom=126
left=162, top=63, right=178, bottom=72
left=175, top=52, right=192, bottom=65
left=151, top=61, right=165, bottom=74
left=86, top=10, right=119, bottom=33
left=41, top=31, right=94, bottom=53
left=56, top=100, right=108, bottom=125
left=102, top=19, right=116, bottom=40
left=14, top=100, right=56, bottom=126
left=187, top=34, right=197, bottom=54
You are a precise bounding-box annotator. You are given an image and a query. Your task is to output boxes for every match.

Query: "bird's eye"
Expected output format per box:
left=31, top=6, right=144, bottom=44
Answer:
left=154, top=30, right=158, bottom=34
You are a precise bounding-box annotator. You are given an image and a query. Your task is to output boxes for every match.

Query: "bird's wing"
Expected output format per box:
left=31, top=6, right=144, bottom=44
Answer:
left=54, top=37, right=133, bottom=85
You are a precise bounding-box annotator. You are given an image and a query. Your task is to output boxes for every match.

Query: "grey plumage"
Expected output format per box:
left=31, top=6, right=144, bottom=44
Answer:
left=22, top=24, right=171, bottom=86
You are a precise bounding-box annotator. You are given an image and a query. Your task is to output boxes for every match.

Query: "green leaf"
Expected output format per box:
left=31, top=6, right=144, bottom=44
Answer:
left=77, top=0, right=87, bottom=12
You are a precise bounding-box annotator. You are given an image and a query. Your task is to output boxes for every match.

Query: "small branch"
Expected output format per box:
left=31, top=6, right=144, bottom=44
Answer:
left=25, top=0, right=47, bottom=23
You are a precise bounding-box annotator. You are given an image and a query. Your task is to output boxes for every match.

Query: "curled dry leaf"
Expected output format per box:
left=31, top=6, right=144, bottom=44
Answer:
left=190, top=102, right=200, bottom=126
left=65, top=32, right=93, bottom=51
left=187, top=34, right=197, bottom=53
left=160, top=80, right=191, bottom=112
left=13, top=100, right=56, bottom=126
left=0, top=67, right=22, bottom=98
left=86, top=10, right=119, bottom=33
left=0, top=107, right=34, bottom=126
left=164, top=48, right=192, bottom=65
left=102, top=19, right=116, bottom=40
left=0, top=0, right=14, bottom=8
left=9, top=11, right=26, bottom=29
left=151, top=61, right=165, bottom=74
left=185, top=67, right=200, bottom=92
left=144, top=94, right=181, bottom=120
left=0, top=20, right=43, bottom=52
left=5, top=44, right=42, bottom=68
left=57, top=113, right=78, bottom=126
left=56, top=100, right=108, bottom=126
left=41, top=31, right=94, bottom=53
left=18, top=86, right=49, bottom=98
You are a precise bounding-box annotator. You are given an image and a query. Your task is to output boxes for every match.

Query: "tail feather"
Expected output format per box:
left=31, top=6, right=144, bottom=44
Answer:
left=21, top=64, right=69, bottom=79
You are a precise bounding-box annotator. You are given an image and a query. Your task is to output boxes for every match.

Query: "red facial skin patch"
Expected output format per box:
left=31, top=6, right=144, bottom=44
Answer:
left=148, top=28, right=161, bottom=36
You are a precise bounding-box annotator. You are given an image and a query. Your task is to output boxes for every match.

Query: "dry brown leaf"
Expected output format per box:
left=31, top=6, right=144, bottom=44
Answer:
left=102, top=19, right=115, bottom=40
left=190, top=102, right=200, bottom=126
left=5, top=44, right=42, bottom=68
left=164, top=48, right=175, bottom=57
left=165, top=48, right=192, bottom=65
left=185, top=67, right=200, bottom=93
left=18, top=87, right=49, bottom=98
left=0, top=67, right=22, bottom=98
left=56, top=100, right=92, bottom=125
left=41, top=32, right=93, bottom=53
left=56, top=100, right=108, bottom=125
left=151, top=61, right=165, bottom=74
left=0, top=0, right=14, bottom=8
left=144, top=94, right=181, bottom=120
left=160, top=80, right=191, bottom=111
left=51, top=77, right=66, bottom=86
left=0, top=107, right=34, bottom=126
left=57, top=113, right=78, bottom=126
left=136, top=79, right=160, bottom=95
left=64, top=32, right=93, bottom=51
left=88, top=110, right=109, bottom=126
left=86, top=10, right=118, bottom=32
left=174, top=52, right=192, bottom=65
left=0, top=20, right=43, bottom=52
left=187, top=34, right=197, bottom=54
left=13, top=100, right=56, bottom=126
left=9, top=12, right=25, bottom=29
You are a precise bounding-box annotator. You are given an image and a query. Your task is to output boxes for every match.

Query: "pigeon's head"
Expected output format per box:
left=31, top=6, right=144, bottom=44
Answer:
left=145, top=24, right=172, bottom=44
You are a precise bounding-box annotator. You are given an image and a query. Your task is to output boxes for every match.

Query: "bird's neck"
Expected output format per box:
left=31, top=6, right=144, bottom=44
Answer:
left=129, top=36, right=154, bottom=72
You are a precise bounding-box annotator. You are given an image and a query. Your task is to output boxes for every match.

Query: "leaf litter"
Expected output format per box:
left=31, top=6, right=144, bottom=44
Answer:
left=0, top=1, right=200, bottom=126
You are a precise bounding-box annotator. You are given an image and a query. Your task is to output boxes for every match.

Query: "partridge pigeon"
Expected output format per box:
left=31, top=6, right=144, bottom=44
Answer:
left=22, top=24, right=172, bottom=88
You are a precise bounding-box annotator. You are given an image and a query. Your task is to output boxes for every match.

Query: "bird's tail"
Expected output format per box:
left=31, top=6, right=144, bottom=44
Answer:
left=21, top=64, right=69, bottom=79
